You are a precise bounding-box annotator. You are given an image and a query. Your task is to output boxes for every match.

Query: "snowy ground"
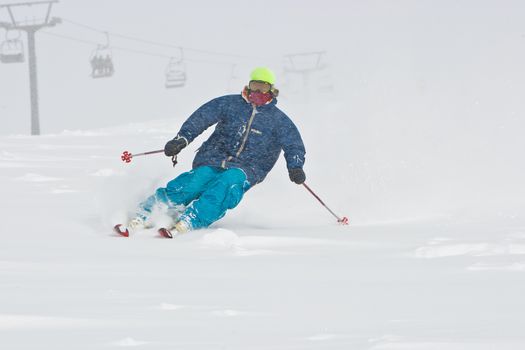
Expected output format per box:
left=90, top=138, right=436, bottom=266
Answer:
left=1, top=124, right=524, bottom=349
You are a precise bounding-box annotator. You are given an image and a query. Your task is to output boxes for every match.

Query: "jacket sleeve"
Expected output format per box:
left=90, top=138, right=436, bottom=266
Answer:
left=277, top=114, right=306, bottom=169
left=176, top=97, right=225, bottom=144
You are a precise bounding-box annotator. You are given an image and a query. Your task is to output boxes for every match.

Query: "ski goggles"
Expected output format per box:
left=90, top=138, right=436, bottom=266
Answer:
left=248, top=80, right=272, bottom=93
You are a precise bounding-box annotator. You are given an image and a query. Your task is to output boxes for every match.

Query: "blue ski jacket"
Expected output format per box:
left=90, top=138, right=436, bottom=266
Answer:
left=176, top=94, right=306, bottom=187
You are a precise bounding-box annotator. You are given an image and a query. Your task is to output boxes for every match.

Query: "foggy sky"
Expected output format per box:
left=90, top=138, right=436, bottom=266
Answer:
left=1, top=0, right=523, bottom=135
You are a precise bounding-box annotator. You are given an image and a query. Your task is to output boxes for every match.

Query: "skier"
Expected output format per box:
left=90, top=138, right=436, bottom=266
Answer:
left=122, top=67, right=307, bottom=235
left=90, top=55, right=101, bottom=76
left=103, top=54, right=114, bottom=76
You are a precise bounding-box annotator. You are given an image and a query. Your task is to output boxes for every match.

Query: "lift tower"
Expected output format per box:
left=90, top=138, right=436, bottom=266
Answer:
left=0, top=1, right=61, bottom=135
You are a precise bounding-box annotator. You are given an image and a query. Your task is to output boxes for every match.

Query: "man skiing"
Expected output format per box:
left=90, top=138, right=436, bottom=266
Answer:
left=119, top=67, right=306, bottom=236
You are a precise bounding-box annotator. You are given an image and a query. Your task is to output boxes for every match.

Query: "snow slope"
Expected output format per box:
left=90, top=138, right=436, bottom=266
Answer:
left=1, top=121, right=524, bottom=349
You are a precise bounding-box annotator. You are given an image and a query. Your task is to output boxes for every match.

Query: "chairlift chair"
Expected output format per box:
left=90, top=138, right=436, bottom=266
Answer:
left=0, top=39, right=25, bottom=64
left=90, top=32, right=115, bottom=79
left=90, top=46, right=115, bottom=78
left=165, top=57, right=186, bottom=88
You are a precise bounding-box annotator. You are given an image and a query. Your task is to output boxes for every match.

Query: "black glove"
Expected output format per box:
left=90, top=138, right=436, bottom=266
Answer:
left=164, top=137, right=187, bottom=156
left=288, top=168, right=306, bottom=184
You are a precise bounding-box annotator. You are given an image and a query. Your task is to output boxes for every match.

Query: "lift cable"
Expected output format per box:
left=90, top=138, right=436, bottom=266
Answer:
left=40, top=30, right=240, bottom=65
left=60, top=18, right=272, bottom=61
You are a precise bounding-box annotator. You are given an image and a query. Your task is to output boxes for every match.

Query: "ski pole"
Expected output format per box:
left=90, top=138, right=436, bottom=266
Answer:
left=302, top=183, right=349, bottom=225
left=120, top=150, right=178, bottom=167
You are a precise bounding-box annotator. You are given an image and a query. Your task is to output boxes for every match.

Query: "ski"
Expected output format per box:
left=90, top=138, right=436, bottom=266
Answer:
left=113, top=224, right=129, bottom=237
left=113, top=224, right=174, bottom=239
left=158, top=227, right=174, bottom=239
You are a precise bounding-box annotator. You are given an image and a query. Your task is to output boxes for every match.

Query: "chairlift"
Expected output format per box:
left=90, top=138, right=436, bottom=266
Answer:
left=165, top=49, right=186, bottom=88
left=90, top=32, right=114, bottom=79
left=0, top=31, right=25, bottom=64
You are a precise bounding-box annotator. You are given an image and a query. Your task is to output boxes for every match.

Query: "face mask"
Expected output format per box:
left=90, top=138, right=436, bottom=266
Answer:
left=248, top=91, right=273, bottom=106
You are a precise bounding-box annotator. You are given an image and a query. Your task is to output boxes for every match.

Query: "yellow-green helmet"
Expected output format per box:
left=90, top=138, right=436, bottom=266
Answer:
left=250, top=67, right=276, bottom=85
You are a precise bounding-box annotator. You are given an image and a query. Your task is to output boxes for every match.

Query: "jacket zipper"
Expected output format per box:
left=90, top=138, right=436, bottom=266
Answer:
left=221, top=106, right=257, bottom=167
left=236, top=106, right=257, bottom=157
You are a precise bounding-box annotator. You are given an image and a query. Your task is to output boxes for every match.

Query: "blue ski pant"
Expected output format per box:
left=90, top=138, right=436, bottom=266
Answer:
left=139, top=166, right=249, bottom=229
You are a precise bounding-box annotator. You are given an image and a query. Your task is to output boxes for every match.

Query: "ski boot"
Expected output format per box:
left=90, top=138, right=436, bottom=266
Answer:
left=157, top=220, right=191, bottom=239
left=114, top=217, right=151, bottom=237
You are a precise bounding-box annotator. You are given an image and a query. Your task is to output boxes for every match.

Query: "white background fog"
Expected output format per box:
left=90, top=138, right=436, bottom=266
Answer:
left=1, top=1, right=525, bottom=349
